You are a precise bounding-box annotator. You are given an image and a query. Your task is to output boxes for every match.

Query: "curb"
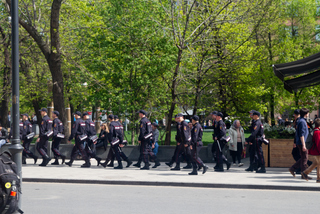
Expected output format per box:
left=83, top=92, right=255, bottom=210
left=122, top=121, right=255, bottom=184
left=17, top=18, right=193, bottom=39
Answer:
left=22, top=178, right=320, bottom=192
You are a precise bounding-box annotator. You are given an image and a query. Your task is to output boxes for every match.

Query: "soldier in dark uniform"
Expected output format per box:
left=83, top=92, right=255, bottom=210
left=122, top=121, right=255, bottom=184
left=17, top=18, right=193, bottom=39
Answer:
left=134, top=110, right=160, bottom=170
left=245, top=111, right=266, bottom=173
left=65, top=111, right=90, bottom=168
left=189, top=115, right=208, bottom=175
left=51, top=111, right=66, bottom=165
left=8, top=117, right=23, bottom=142
left=105, top=115, right=132, bottom=169
left=245, top=110, right=260, bottom=172
left=82, top=112, right=102, bottom=166
left=214, top=112, right=231, bottom=172
left=21, top=113, right=37, bottom=164
left=165, top=114, right=192, bottom=170
left=36, top=108, right=53, bottom=166
left=210, top=111, right=218, bottom=169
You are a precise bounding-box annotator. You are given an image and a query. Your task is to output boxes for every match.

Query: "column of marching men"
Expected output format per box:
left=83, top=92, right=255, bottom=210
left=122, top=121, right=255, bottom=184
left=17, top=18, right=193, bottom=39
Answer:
left=15, top=108, right=266, bottom=175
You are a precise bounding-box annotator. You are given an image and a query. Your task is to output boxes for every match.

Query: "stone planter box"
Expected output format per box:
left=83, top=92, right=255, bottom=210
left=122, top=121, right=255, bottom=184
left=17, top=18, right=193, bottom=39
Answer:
left=269, top=139, right=295, bottom=167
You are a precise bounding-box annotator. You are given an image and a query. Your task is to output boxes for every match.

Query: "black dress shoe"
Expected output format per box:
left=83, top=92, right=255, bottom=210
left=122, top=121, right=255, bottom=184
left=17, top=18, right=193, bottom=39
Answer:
left=165, top=162, right=173, bottom=167
left=140, top=166, right=150, bottom=170
left=202, top=165, right=208, bottom=174
left=114, top=165, right=123, bottom=169
left=126, top=160, right=133, bottom=168
left=214, top=168, right=224, bottom=172
left=170, top=167, right=180, bottom=171
left=226, top=162, right=231, bottom=170
left=100, top=162, right=107, bottom=168
left=152, top=162, right=161, bottom=168
left=96, top=158, right=102, bottom=166
left=133, top=163, right=141, bottom=168
left=183, top=164, right=192, bottom=169
left=65, top=161, right=72, bottom=167
left=188, top=171, right=198, bottom=175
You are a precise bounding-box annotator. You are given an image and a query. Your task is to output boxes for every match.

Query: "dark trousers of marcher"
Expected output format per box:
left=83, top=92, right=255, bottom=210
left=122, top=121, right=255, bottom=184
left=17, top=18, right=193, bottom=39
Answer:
left=290, top=144, right=308, bottom=172
left=23, top=139, right=36, bottom=158
left=85, top=140, right=99, bottom=159
left=36, top=136, right=49, bottom=157
left=191, top=142, right=204, bottom=168
left=215, top=141, right=224, bottom=169
left=173, top=143, right=190, bottom=166
left=255, top=140, right=265, bottom=166
left=52, top=137, right=62, bottom=158
left=230, top=142, right=243, bottom=164
left=140, top=140, right=158, bottom=165
left=249, top=144, right=259, bottom=167
left=72, top=138, right=88, bottom=160
left=292, top=146, right=312, bottom=173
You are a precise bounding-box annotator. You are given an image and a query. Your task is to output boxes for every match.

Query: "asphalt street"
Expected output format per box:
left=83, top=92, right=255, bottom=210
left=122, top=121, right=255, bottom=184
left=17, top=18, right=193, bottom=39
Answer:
left=22, top=182, right=320, bottom=214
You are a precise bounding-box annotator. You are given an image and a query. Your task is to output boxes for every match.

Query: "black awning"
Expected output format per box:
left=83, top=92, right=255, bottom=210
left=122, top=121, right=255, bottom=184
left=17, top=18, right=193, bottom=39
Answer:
left=273, top=52, right=320, bottom=81
left=273, top=52, right=320, bottom=93
left=283, top=70, right=320, bottom=93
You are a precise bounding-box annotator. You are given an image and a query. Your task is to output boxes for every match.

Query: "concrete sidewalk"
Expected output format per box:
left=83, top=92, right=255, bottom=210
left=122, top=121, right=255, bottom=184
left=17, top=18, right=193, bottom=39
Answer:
left=21, top=158, right=320, bottom=191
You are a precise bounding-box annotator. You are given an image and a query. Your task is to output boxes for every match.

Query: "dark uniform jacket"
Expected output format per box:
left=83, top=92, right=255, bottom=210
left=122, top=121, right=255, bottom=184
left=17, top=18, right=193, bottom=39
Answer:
left=53, top=118, right=64, bottom=138
left=85, top=119, right=96, bottom=137
left=175, top=122, right=181, bottom=143
left=22, top=120, right=33, bottom=141
left=214, top=120, right=226, bottom=141
left=191, top=122, right=203, bottom=146
left=8, top=121, right=24, bottom=140
left=108, top=121, right=123, bottom=143
left=138, top=117, right=152, bottom=141
left=68, top=118, right=86, bottom=141
left=180, top=120, right=191, bottom=145
left=247, top=119, right=264, bottom=143
left=39, top=115, right=52, bottom=137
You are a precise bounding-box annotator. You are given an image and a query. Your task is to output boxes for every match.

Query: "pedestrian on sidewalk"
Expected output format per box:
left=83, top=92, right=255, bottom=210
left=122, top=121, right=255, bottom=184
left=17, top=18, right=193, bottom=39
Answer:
left=96, top=123, right=109, bottom=150
left=228, top=120, right=245, bottom=167
left=301, top=118, right=320, bottom=182
left=21, top=113, right=38, bottom=164
left=151, top=123, right=159, bottom=156
left=36, top=108, right=52, bottom=167
left=289, top=108, right=310, bottom=179
left=0, top=124, right=8, bottom=148
left=51, top=111, right=66, bottom=165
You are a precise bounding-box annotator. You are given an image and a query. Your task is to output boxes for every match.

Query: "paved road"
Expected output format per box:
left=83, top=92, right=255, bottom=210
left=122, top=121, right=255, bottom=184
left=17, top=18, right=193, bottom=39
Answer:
left=22, top=182, right=319, bottom=214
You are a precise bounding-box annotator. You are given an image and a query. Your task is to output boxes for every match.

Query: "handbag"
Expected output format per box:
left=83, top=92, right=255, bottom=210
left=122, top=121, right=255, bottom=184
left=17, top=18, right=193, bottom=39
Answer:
left=57, top=133, right=65, bottom=138
left=26, top=132, right=35, bottom=139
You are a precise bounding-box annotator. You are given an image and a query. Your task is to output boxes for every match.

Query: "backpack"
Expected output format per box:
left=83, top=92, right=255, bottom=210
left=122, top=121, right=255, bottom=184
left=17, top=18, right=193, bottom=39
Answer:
left=0, top=152, right=23, bottom=214
left=306, top=128, right=314, bottom=150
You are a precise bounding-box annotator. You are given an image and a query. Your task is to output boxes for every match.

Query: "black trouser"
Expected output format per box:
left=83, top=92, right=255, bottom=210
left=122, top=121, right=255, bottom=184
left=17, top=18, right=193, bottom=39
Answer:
left=255, top=140, right=265, bottom=166
left=23, top=138, right=36, bottom=158
left=52, top=137, right=62, bottom=158
left=230, top=142, right=243, bottom=164
left=37, top=136, right=49, bottom=157
left=191, top=142, right=204, bottom=168
left=71, top=138, right=88, bottom=160
left=112, top=144, right=129, bottom=162
left=86, top=140, right=99, bottom=159
left=170, top=143, right=190, bottom=165
left=249, top=144, right=259, bottom=166
left=140, top=139, right=157, bottom=165
left=215, top=141, right=224, bottom=168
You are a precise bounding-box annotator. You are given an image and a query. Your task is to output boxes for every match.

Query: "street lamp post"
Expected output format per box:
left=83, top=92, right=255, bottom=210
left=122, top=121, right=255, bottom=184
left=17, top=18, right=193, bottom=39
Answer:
left=8, top=0, right=24, bottom=210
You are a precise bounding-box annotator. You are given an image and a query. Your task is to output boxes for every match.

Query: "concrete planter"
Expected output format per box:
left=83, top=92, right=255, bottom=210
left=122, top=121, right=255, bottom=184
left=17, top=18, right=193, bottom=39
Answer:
left=1, top=143, right=215, bottom=163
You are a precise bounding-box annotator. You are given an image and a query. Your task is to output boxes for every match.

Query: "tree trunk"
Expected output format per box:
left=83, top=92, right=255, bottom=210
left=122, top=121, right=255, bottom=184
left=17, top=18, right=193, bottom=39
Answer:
left=165, top=48, right=183, bottom=145
left=0, top=25, right=11, bottom=128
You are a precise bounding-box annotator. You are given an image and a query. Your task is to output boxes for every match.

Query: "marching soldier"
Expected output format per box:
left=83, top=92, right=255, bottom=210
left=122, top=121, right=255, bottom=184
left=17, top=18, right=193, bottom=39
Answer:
left=65, top=111, right=90, bottom=168
left=51, top=111, right=66, bottom=165
left=36, top=108, right=53, bottom=166
left=189, top=115, right=208, bottom=175
left=82, top=112, right=102, bottom=166
left=134, top=110, right=160, bottom=170
left=214, top=112, right=231, bottom=172
left=245, top=110, right=260, bottom=172
left=165, top=114, right=192, bottom=170
left=245, top=111, right=266, bottom=173
left=21, top=113, right=37, bottom=164
left=105, top=115, right=132, bottom=169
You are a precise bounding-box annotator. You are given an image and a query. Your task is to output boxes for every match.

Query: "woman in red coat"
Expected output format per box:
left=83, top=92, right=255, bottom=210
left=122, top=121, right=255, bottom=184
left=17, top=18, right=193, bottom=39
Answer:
left=302, top=118, right=320, bottom=182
